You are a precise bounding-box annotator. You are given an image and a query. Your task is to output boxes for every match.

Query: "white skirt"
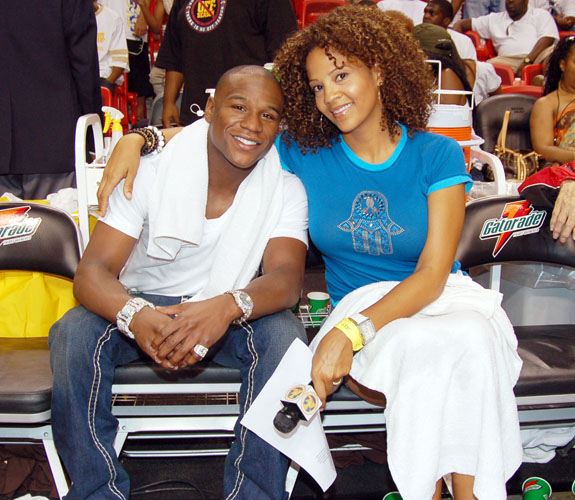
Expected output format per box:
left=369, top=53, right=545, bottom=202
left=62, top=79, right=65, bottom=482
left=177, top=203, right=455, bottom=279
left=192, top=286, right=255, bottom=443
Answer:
left=310, top=273, right=523, bottom=500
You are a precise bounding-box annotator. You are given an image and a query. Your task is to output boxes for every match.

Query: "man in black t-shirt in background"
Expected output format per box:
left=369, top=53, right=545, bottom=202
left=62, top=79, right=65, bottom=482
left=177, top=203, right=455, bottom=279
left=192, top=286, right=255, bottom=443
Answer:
left=155, top=0, right=298, bottom=127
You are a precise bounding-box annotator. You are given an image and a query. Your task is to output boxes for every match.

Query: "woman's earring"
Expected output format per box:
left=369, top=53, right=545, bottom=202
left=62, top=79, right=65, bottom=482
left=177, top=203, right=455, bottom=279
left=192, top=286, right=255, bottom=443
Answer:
left=320, top=114, right=325, bottom=135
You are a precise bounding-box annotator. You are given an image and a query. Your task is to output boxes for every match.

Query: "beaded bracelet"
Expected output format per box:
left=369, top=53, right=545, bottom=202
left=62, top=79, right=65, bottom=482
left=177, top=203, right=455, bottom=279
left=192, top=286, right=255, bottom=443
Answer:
left=127, top=126, right=165, bottom=156
left=147, top=126, right=165, bottom=154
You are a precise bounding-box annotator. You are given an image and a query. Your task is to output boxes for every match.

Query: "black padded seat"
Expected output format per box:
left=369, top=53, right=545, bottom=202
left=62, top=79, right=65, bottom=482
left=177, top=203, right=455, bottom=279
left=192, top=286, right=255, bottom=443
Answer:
left=112, top=358, right=364, bottom=403
left=473, top=94, right=538, bottom=153
left=114, top=360, right=241, bottom=386
left=110, top=327, right=575, bottom=403
left=514, top=325, right=575, bottom=398
left=0, top=337, right=52, bottom=418
left=3, top=326, right=575, bottom=418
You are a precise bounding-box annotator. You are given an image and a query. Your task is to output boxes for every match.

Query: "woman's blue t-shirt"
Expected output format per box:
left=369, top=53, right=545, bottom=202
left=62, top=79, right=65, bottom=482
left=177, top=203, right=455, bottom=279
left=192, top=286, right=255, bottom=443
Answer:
left=276, top=125, right=472, bottom=304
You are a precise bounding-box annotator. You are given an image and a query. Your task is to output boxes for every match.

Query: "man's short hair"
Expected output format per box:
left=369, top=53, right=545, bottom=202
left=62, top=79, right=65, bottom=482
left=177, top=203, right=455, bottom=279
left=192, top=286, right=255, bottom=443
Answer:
left=427, top=0, right=453, bottom=21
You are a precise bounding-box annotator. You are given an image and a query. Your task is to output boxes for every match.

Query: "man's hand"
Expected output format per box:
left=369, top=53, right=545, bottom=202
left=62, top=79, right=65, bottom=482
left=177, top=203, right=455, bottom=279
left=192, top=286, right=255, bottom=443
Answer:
left=130, top=306, right=178, bottom=369
left=134, top=13, right=148, bottom=37
left=97, top=134, right=143, bottom=215
left=550, top=180, right=575, bottom=243
left=162, top=101, right=181, bottom=128
left=555, top=15, right=575, bottom=31
left=152, top=294, right=239, bottom=367
left=311, top=328, right=354, bottom=408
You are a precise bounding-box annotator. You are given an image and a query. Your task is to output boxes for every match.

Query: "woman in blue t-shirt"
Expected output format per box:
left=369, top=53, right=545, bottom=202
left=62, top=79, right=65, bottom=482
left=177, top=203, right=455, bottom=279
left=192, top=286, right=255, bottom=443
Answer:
left=272, top=7, right=521, bottom=500
left=98, top=7, right=522, bottom=499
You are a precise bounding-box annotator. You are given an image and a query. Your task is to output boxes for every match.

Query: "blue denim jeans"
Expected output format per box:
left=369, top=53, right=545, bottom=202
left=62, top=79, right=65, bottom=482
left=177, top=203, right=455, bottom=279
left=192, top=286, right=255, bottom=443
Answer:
left=49, top=293, right=306, bottom=500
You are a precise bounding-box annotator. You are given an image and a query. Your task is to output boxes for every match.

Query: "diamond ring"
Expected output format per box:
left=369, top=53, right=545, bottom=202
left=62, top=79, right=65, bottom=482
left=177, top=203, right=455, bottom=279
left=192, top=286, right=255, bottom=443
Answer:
left=332, top=378, right=343, bottom=387
left=193, top=344, right=209, bottom=359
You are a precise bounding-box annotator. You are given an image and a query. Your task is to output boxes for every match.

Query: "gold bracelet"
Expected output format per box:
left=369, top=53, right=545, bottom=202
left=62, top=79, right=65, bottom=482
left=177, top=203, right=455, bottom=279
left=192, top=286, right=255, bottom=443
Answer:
left=334, top=318, right=364, bottom=352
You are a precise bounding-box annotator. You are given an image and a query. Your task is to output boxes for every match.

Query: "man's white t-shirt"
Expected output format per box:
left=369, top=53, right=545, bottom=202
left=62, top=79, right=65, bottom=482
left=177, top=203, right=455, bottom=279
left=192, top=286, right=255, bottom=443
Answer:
left=377, top=0, right=426, bottom=24
left=448, top=28, right=478, bottom=61
left=474, top=61, right=502, bottom=104
left=472, top=7, right=559, bottom=56
left=102, top=155, right=309, bottom=297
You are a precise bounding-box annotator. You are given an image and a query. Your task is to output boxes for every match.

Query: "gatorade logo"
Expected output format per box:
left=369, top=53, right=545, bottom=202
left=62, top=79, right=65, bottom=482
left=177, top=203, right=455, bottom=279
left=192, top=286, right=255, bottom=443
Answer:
left=185, top=0, right=226, bottom=32
left=0, top=206, right=42, bottom=247
left=479, top=200, right=546, bottom=257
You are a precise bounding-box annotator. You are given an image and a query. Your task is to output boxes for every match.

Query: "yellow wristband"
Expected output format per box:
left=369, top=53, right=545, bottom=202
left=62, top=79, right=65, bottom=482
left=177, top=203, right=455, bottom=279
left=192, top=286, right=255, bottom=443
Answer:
left=334, top=318, right=364, bottom=351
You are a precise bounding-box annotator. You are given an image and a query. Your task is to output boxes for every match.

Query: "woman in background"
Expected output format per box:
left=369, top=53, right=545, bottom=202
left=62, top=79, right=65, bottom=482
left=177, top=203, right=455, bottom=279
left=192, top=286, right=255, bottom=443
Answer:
left=412, top=23, right=475, bottom=105
left=530, top=36, right=575, bottom=165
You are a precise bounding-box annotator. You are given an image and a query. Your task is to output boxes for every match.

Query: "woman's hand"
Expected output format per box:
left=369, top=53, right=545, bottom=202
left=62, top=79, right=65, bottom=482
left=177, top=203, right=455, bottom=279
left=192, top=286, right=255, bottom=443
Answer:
left=97, top=134, right=144, bottom=215
left=311, top=328, right=354, bottom=407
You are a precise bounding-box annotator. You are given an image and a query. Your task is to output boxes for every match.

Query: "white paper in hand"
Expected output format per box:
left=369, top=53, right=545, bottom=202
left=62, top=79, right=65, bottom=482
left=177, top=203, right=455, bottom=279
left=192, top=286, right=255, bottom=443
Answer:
left=241, top=338, right=336, bottom=491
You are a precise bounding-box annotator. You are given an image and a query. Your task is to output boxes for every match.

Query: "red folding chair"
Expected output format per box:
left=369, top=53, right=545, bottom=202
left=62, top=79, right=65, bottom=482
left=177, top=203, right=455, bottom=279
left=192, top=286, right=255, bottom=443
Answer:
left=100, top=86, right=113, bottom=107
left=521, top=63, right=543, bottom=85
left=115, top=75, right=139, bottom=131
left=491, top=62, right=516, bottom=86
left=300, top=0, right=347, bottom=27
left=292, top=0, right=304, bottom=26
left=501, top=84, right=544, bottom=98
left=464, top=31, right=496, bottom=62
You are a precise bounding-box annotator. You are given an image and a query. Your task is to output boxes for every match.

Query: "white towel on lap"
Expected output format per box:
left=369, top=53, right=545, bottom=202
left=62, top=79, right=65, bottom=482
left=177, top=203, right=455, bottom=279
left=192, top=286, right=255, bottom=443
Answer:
left=310, top=273, right=523, bottom=500
left=147, top=119, right=284, bottom=300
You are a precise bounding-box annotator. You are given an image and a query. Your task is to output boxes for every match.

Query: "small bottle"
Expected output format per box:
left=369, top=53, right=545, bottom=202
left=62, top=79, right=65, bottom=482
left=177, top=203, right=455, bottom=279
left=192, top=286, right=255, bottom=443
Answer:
left=101, top=106, right=125, bottom=158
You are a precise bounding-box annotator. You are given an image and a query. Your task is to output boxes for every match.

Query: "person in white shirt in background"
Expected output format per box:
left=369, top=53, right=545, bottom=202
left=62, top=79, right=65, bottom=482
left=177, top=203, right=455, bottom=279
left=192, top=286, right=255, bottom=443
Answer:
left=102, top=0, right=155, bottom=121
left=95, top=0, right=129, bottom=95
left=454, top=0, right=559, bottom=76
left=377, top=0, right=463, bottom=26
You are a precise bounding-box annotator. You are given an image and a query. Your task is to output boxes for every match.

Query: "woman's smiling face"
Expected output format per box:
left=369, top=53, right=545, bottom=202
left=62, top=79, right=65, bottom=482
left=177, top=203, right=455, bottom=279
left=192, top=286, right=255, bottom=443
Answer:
left=306, top=47, right=383, bottom=139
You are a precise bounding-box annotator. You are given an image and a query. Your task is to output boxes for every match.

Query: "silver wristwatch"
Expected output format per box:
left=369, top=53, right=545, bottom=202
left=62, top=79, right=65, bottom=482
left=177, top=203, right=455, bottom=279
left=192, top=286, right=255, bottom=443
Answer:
left=116, top=297, right=156, bottom=339
left=350, top=313, right=377, bottom=347
left=225, top=290, right=254, bottom=324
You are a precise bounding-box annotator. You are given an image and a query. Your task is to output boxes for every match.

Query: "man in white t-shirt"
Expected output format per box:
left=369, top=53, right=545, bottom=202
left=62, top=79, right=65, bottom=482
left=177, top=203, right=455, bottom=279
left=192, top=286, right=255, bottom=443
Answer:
left=49, top=66, right=309, bottom=500
left=423, top=0, right=477, bottom=61
left=454, top=0, right=559, bottom=76
left=377, top=0, right=463, bottom=25
left=94, top=1, right=129, bottom=93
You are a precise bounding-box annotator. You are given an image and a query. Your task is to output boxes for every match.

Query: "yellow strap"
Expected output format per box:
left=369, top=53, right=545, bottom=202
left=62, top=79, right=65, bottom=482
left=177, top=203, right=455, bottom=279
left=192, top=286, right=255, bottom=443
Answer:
left=334, top=318, right=364, bottom=352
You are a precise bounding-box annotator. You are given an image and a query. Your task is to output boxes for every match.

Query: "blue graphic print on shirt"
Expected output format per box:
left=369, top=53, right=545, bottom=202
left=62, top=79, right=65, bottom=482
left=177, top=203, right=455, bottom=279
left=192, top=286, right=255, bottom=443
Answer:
left=338, top=190, right=404, bottom=255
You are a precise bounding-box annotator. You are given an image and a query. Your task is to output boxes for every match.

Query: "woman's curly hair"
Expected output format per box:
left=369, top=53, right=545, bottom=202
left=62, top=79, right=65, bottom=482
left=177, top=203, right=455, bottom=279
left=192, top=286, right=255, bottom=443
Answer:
left=273, top=5, right=435, bottom=153
left=544, top=36, right=575, bottom=96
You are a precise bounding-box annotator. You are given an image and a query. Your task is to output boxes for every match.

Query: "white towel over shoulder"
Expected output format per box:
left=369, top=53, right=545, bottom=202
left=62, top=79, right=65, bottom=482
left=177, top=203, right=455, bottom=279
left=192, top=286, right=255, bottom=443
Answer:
left=311, top=273, right=523, bottom=500
left=147, top=119, right=284, bottom=300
